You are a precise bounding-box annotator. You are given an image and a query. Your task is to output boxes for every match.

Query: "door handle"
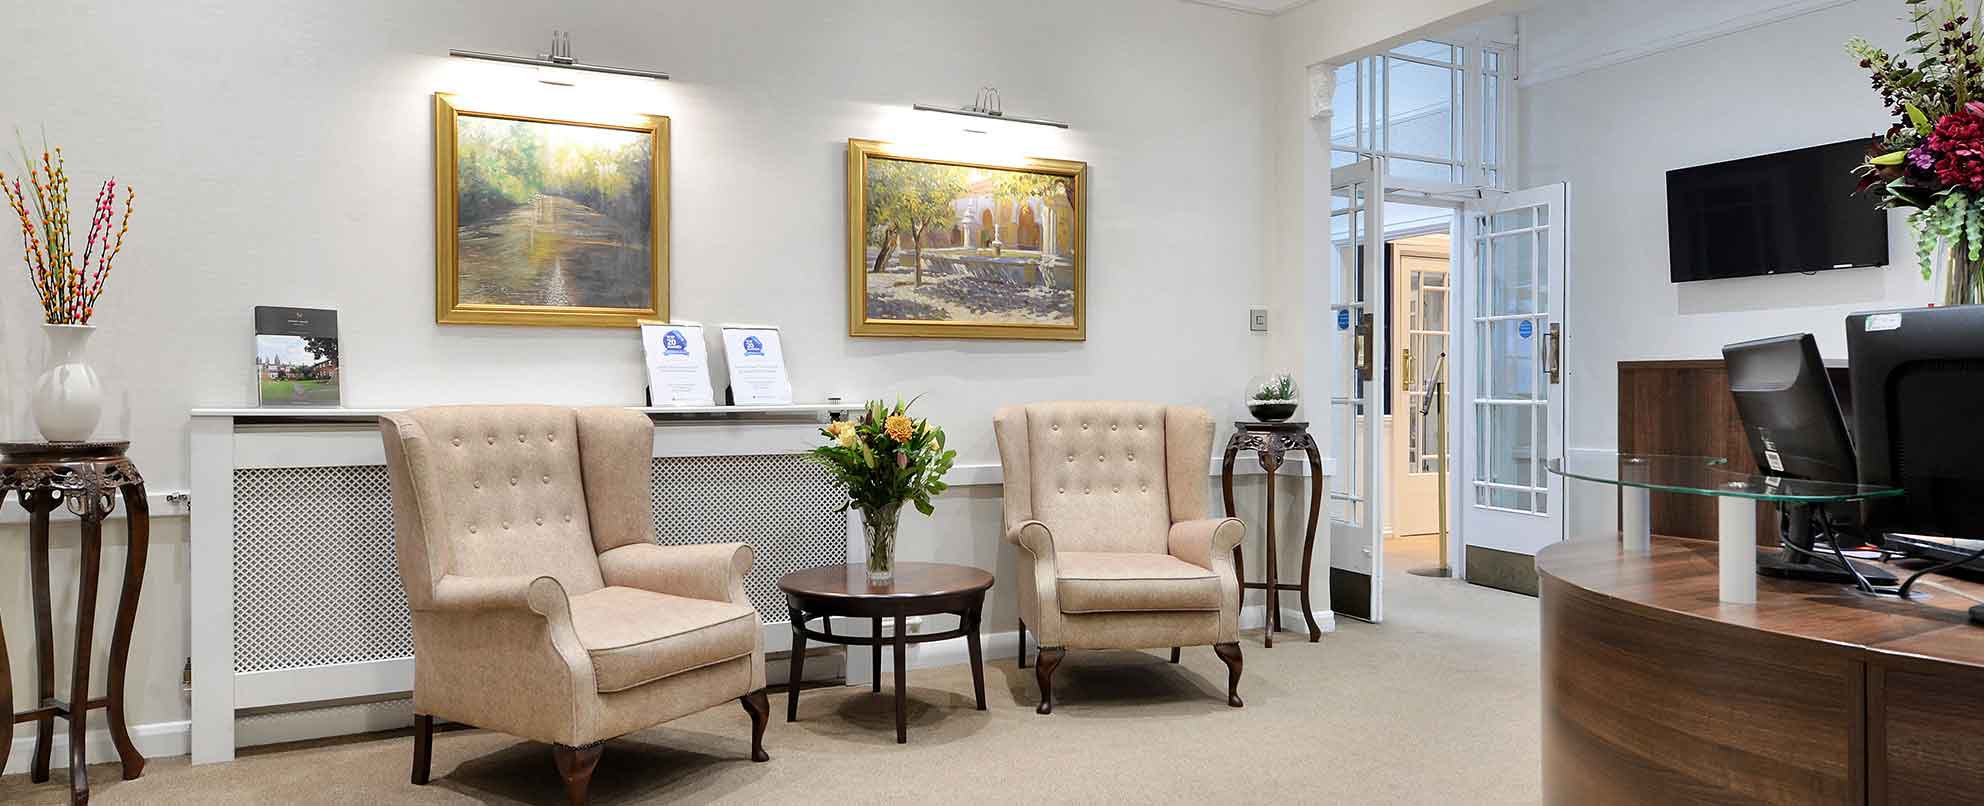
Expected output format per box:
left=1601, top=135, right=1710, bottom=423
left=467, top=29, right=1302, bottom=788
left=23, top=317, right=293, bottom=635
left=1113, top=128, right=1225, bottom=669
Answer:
left=1401, top=348, right=1414, bottom=393
left=1546, top=322, right=1563, bottom=385
left=1354, top=312, right=1375, bottom=381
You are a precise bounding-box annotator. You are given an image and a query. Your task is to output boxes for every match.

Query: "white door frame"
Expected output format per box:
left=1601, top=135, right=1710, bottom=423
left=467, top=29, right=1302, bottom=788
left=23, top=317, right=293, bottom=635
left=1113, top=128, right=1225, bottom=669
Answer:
left=1326, top=162, right=1488, bottom=622
left=1454, top=183, right=1570, bottom=580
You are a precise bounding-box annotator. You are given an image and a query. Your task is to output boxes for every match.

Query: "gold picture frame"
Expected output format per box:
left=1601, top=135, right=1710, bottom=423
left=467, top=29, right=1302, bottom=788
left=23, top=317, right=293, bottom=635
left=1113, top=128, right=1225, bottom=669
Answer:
left=846, top=138, right=1086, bottom=340
left=433, top=93, right=668, bottom=327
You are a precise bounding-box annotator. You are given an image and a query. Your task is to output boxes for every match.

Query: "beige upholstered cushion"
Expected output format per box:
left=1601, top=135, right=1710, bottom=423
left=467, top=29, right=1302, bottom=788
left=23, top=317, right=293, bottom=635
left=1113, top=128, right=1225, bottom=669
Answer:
left=568, top=586, right=758, bottom=694
left=385, top=405, right=605, bottom=598
left=1055, top=551, right=1223, bottom=613
left=1020, top=402, right=1173, bottom=554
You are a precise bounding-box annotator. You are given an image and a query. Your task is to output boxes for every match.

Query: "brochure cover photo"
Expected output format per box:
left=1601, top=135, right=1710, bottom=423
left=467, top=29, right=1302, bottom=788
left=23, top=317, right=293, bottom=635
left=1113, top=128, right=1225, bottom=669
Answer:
left=255, top=306, right=341, bottom=407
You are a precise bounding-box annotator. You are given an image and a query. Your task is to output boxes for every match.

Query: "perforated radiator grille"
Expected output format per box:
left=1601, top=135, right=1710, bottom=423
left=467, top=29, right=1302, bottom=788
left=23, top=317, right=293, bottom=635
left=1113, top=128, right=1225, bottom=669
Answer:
left=231, top=454, right=845, bottom=674
left=233, top=467, right=412, bottom=674
left=650, top=455, right=849, bottom=622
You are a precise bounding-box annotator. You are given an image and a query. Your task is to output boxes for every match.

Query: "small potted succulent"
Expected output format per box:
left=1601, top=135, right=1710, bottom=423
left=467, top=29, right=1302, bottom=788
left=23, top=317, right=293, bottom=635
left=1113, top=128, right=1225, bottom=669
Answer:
left=1247, top=373, right=1299, bottom=422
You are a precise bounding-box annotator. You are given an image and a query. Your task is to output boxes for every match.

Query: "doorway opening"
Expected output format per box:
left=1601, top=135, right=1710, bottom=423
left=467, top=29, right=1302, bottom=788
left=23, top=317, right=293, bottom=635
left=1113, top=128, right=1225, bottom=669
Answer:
left=1384, top=231, right=1452, bottom=560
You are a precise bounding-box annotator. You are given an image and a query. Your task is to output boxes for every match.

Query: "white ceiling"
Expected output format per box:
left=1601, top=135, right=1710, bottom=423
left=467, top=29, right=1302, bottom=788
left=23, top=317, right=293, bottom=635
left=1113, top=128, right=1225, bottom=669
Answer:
left=1179, top=0, right=1318, bottom=16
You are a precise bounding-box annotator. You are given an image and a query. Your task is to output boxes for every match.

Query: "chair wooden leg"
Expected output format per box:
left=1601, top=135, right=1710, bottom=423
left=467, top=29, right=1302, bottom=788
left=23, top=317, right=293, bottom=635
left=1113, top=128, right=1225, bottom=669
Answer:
left=1034, top=647, right=1065, bottom=715
left=411, top=714, right=434, bottom=785
left=552, top=742, right=604, bottom=806
left=1214, top=642, right=1244, bottom=708
left=1169, top=646, right=1181, bottom=663
left=739, top=691, right=771, bottom=762
left=1017, top=620, right=1029, bottom=668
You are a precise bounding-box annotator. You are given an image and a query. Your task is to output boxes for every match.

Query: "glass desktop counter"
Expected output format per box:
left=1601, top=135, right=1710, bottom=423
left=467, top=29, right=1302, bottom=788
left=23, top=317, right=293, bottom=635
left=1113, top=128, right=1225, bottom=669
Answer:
left=1546, top=454, right=1903, bottom=603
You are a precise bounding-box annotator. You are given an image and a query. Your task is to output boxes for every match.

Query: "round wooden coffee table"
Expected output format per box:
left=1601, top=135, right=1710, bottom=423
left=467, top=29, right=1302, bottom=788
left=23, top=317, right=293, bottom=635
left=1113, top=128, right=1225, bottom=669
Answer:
left=778, top=562, right=993, bottom=743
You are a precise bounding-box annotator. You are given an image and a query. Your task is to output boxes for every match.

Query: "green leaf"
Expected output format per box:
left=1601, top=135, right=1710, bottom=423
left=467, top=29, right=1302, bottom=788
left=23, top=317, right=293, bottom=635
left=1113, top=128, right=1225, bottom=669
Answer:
left=1870, top=150, right=1911, bottom=166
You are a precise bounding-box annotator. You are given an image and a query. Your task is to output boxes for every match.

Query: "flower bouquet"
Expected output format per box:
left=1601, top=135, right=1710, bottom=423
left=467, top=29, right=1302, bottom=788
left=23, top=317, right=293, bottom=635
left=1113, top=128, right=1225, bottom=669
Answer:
left=808, top=399, right=956, bottom=583
left=2, top=137, right=136, bottom=441
left=1849, top=0, right=1984, bottom=304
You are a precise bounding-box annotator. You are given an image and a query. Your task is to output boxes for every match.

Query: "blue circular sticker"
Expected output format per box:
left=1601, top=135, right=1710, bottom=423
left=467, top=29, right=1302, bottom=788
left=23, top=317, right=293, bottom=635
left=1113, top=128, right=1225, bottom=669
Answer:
left=1337, top=309, right=1351, bottom=331
left=1519, top=320, right=1535, bottom=339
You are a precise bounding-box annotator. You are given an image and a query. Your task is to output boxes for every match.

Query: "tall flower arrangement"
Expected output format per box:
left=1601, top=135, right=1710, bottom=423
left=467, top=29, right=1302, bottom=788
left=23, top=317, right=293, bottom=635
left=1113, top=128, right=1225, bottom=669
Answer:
left=1, top=138, right=136, bottom=324
left=808, top=399, right=956, bottom=582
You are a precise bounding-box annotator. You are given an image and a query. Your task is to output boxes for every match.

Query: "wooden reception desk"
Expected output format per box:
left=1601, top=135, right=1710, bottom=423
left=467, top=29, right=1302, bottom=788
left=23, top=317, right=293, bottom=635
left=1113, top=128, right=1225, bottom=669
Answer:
left=1538, top=537, right=1984, bottom=805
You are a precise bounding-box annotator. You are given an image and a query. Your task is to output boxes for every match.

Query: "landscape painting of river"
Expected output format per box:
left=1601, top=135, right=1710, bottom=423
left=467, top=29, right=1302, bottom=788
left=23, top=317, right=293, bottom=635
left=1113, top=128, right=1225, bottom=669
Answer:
left=434, top=95, right=667, bottom=327
left=846, top=139, right=1087, bottom=340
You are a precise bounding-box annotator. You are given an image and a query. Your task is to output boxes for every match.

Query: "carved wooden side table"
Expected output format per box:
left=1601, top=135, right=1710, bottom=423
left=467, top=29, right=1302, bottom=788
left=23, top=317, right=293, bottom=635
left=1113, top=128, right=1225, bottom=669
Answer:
left=1, top=441, right=150, bottom=805
left=1220, top=422, right=1324, bottom=647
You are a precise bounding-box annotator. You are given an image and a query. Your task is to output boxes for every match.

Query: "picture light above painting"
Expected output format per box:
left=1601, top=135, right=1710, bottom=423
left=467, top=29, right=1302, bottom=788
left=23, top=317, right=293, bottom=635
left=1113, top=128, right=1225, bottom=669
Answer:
left=845, top=138, right=1087, bottom=341
left=432, top=93, right=668, bottom=327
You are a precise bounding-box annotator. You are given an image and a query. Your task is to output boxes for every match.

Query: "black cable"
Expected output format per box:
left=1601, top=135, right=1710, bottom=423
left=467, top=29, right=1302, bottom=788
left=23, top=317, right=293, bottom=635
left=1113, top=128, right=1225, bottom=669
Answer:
left=1898, top=540, right=1984, bottom=599
left=1814, top=517, right=1877, bottom=594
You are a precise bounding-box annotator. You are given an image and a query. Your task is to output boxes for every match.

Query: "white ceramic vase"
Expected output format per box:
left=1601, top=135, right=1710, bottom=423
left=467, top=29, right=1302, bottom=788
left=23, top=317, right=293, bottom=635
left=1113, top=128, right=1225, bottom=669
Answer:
left=31, top=323, right=103, bottom=443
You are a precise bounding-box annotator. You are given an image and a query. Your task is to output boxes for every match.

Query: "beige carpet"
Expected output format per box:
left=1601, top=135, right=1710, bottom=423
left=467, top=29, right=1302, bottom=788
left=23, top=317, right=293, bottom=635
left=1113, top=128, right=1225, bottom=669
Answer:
left=1, top=537, right=1540, bottom=805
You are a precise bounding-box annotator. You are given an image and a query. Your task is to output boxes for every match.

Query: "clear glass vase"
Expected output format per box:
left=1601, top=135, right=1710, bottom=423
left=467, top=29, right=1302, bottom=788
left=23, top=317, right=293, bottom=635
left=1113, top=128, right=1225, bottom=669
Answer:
left=1940, top=245, right=1984, bottom=307
left=861, top=502, right=903, bottom=585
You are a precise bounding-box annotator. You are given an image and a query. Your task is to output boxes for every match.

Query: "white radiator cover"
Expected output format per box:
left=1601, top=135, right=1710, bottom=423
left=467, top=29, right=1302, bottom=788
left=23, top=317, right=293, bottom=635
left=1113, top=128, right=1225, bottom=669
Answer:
left=228, top=455, right=845, bottom=676
left=189, top=406, right=857, bottom=764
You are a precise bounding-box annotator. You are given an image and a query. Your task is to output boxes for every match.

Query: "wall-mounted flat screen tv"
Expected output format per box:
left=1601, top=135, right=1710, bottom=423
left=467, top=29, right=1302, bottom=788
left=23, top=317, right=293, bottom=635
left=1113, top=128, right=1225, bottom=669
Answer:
left=1666, top=139, right=1889, bottom=283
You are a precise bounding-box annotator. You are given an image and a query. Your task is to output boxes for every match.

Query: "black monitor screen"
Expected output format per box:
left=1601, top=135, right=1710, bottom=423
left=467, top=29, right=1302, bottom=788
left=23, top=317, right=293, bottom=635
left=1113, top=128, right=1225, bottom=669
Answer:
left=1667, top=139, right=1889, bottom=282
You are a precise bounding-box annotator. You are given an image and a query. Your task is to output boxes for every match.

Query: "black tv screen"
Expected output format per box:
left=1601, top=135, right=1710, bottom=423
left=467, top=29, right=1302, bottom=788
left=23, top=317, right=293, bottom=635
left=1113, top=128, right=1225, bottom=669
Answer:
left=1666, top=139, right=1889, bottom=283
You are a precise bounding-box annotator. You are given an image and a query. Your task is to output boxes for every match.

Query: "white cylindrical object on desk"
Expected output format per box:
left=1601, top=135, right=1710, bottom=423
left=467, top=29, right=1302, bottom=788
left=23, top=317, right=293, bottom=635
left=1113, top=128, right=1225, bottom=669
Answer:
left=1717, top=496, right=1758, bottom=604
left=1621, top=486, right=1651, bottom=553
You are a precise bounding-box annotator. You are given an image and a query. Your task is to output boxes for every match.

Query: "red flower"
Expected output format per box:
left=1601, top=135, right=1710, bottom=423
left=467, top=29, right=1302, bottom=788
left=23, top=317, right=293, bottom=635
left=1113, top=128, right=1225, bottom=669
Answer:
left=1930, top=111, right=1984, bottom=191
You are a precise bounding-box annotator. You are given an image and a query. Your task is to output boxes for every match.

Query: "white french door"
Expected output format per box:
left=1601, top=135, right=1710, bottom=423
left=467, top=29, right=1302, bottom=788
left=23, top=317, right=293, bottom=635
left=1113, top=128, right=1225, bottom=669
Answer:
left=1457, top=183, right=1567, bottom=576
left=1328, top=160, right=1387, bottom=622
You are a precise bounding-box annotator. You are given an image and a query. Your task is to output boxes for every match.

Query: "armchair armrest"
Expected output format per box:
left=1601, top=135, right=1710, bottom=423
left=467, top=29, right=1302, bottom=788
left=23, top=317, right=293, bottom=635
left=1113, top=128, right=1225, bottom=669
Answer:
left=1005, top=520, right=1058, bottom=560
left=427, top=574, right=571, bottom=620
left=598, top=542, right=754, bottom=604
left=1168, top=518, right=1244, bottom=572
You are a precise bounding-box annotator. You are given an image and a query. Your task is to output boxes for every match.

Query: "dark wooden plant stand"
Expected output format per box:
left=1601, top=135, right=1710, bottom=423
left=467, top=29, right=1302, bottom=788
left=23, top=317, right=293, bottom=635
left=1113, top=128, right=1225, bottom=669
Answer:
left=778, top=562, right=992, bottom=744
left=1, top=441, right=151, bottom=805
left=1220, top=422, right=1324, bottom=647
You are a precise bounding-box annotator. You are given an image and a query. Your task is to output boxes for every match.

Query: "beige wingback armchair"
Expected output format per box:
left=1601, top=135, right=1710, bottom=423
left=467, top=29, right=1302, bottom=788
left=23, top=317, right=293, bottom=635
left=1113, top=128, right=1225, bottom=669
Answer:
left=380, top=405, right=769, bottom=806
left=993, top=401, right=1245, bottom=714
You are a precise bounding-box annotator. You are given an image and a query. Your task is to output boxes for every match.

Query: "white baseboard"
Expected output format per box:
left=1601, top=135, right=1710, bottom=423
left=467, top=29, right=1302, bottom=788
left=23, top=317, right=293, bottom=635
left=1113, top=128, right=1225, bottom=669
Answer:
left=5, top=719, right=190, bottom=776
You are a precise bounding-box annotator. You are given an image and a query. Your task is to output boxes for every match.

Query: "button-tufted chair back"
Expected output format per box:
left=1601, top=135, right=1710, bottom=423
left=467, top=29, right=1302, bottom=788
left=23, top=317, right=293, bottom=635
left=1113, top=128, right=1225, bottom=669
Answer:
left=994, top=401, right=1216, bottom=554
left=381, top=405, right=607, bottom=609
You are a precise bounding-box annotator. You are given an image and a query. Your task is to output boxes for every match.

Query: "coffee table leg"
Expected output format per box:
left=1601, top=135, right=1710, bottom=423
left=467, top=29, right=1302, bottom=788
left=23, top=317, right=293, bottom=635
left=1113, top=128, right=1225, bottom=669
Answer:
left=870, top=616, right=882, bottom=693
left=786, top=607, right=806, bottom=722
left=964, top=601, right=986, bottom=710
left=893, top=611, right=907, bottom=744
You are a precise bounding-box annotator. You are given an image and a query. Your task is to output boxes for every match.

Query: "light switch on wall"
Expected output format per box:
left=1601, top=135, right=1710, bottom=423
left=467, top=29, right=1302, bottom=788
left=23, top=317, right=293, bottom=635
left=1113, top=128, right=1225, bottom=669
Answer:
left=1249, top=307, right=1269, bottom=332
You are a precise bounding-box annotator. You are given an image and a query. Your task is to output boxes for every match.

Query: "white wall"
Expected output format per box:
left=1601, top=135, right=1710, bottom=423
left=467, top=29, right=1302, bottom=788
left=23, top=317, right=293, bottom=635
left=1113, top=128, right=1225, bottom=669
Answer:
left=1517, top=0, right=1937, bottom=532
left=1, top=0, right=1284, bottom=768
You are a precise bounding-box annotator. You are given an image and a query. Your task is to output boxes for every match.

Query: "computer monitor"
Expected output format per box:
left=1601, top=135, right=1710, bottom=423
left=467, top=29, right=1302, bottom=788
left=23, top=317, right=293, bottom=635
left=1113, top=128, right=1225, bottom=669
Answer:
left=1846, top=305, right=1984, bottom=546
left=1723, top=333, right=1895, bottom=584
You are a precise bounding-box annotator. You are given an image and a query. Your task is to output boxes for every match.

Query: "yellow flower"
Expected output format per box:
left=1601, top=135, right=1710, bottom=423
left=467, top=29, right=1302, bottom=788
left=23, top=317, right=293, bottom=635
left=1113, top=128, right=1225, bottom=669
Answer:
left=827, top=421, right=859, bottom=447
left=885, top=415, right=914, bottom=443
left=836, top=429, right=859, bottom=448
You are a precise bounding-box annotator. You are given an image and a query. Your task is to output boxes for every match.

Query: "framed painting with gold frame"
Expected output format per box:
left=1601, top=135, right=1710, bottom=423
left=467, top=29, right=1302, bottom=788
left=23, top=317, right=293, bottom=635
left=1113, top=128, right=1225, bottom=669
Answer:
left=433, top=93, right=668, bottom=327
left=846, top=138, right=1086, bottom=340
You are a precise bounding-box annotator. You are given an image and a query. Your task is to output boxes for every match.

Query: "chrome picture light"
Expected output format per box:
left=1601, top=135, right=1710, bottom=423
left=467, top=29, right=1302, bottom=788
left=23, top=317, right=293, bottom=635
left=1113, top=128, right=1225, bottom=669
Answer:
left=913, top=87, right=1069, bottom=129
left=450, top=31, right=669, bottom=83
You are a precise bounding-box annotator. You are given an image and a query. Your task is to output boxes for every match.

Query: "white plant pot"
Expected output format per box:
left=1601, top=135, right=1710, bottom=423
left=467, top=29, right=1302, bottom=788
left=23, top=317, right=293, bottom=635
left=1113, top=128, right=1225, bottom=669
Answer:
left=31, top=323, right=103, bottom=443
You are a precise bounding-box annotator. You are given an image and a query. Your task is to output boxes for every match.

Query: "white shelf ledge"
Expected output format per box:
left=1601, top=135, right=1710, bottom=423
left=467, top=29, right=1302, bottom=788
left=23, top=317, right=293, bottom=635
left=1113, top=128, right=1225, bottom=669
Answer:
left=189, top=403, right=858, bottom=421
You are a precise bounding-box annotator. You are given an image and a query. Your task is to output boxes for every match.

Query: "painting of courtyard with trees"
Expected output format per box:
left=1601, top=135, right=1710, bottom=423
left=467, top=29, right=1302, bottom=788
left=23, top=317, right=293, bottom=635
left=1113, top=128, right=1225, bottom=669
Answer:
left=847, top=140, right=1085, bottom=340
